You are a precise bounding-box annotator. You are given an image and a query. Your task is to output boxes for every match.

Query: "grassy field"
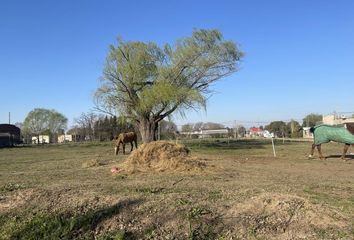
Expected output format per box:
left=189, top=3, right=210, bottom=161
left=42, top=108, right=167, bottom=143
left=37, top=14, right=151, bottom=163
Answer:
left=0, top=139, right=353, bottom=239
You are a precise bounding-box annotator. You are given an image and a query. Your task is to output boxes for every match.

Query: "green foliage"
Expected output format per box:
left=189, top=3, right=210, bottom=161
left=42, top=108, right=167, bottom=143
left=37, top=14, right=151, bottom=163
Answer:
left=287, top=120, right=302, bottom=138
left=0, top=182, right=24, bottom=192
left=265, top=121, right=289, bottom=137
left=3, top=205, right=123, bottom=240
left=188, top=206, right=210, bottom=220
left=134, top=187, right=164, bottom=194
left=187, top=206, right=213, bottom=240
left=182, top=123, right=194, bottom=132
left=176, top=198, right=192, bottom=206
left=143, top=225, right=157, bottom=239
left=23, top=108, right=67, bottom=137
left=96, top=230, right=126, bottom=240
left=265, top=120, right=302, bottom=138
left=159, top=120, right=178, bottom=139
left=302, top=113, right=323, bottom=127
left=95, top=29, right=243, bottom=142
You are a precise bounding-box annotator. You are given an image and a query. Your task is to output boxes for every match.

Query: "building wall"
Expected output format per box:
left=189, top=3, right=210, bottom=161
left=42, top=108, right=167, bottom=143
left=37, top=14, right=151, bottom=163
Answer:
left=32, top=135, right=50, bottom=144
left=58, top=134, right=82, bottom=143
left=323, top=115, right=354, bottom=125
left=302, top=127, right=313, bottom=139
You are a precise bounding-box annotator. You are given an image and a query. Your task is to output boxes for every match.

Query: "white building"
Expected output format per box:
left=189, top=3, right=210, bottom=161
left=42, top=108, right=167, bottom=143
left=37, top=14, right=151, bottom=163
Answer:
left=322, top=114, right=354, bottom=125
left=181, top=128, right=230, bottom=138
left=302, top=127, right=313, bottom=139
left=32, top=135, right=50, bottom=144
left=58, top=134, right=81, bottom=143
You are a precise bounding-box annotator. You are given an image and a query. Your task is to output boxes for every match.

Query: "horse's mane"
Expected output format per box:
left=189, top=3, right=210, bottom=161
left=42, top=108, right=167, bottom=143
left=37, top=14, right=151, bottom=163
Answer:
left=309, top=127, right=315, bottom=133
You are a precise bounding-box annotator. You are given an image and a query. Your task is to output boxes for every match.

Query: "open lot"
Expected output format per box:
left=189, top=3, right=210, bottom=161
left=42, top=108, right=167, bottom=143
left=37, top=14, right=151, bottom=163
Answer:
left=0, top=139, right=353, bottom=239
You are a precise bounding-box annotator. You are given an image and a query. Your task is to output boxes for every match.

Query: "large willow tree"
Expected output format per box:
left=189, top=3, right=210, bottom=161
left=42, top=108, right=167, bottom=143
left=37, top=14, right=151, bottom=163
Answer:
left=95, top=29, right=243, bottom=143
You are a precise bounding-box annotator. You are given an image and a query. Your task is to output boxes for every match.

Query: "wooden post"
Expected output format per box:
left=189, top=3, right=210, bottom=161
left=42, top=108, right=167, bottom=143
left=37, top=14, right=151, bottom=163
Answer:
left=272, top=137, right=276, bottom=157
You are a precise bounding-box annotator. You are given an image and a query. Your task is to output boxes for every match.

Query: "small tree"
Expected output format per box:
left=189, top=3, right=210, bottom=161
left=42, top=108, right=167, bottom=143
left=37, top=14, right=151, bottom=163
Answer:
left=236, top=125, right=246, bottom=138
left=302, top=113, right=322, bottom=127
left=23, top=108, right=67, bottom=143
left=159, top=120, right=178, bottom=140
left=287, top=119, right=302, bottom=138
left=48, top=110, right=68, bottom=142
left=265, top=121, right=289, bottom=138
left=74, top=112, right=99, bottom=141
left=181, top=123, right=193, bottom=133
left=95, top=29, right=243, bottom=143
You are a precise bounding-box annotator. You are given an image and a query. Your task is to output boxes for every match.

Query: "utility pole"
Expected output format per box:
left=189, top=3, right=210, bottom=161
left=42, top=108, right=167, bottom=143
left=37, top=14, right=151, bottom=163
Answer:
left=8, top=112, right=11, bottom=124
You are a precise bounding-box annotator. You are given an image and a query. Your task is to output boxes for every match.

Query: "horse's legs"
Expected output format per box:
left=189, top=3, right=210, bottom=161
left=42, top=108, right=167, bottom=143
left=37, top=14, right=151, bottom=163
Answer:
left=123, top=143, right=126, bottom=155
left=134, top=139, right=138, bottom=149
left=309, top=143, right=316, bottom=158
left=317, top=144, right=325, bottom=160
left=115, top=142, right=120, bottom=155
left=130, top=141, right=133, bottom=152
left=341, top=144, right=350, bottom=160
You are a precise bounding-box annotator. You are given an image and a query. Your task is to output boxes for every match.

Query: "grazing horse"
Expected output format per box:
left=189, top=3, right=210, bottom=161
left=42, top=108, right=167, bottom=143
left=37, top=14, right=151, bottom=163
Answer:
left=114, top=132, right=138, bottom=155
left=309, top=124, right=354, bottom=160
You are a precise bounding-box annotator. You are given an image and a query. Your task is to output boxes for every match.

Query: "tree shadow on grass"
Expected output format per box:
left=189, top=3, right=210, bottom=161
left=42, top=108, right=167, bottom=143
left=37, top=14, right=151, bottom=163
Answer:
left=10, top=198, right=143, bottom=240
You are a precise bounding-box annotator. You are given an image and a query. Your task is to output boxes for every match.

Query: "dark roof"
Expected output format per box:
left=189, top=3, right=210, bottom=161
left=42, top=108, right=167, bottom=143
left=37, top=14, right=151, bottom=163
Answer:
left=0, top=124, right=20, bottom=134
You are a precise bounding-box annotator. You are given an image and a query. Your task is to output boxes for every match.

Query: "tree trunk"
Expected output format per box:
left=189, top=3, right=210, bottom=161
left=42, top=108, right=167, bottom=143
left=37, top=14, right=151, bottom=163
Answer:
left=138, top=118, right=156, bottom=143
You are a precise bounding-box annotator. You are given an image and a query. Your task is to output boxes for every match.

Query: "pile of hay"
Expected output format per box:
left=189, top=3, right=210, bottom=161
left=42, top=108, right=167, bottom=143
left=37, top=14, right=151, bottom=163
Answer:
left=124, top=141, right=205, bottom=173
left=82, top=158, right=105, bottom=168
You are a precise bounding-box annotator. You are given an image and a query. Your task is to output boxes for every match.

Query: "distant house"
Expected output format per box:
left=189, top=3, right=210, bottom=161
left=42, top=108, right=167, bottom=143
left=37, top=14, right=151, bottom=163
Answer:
left=32, top=135, right=50, bottom=144
left=180, top=128, right=230, bottom=138
left=58, top=134, right=81, bottom=143
left=262, top=130, right=274, bottom=138
left=249, top=127, right=263, bottom=137
left=322, top=114, right=354, bottom=125
left=0, top=124, right=21, bottom=147
left=248, top=127, right=274, bottom=138
left=302, top=127, right=313, bottom=139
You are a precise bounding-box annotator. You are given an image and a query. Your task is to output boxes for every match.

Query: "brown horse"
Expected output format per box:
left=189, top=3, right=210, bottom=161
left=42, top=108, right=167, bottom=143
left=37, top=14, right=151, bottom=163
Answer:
left=114, top=132, right=138, bottom=155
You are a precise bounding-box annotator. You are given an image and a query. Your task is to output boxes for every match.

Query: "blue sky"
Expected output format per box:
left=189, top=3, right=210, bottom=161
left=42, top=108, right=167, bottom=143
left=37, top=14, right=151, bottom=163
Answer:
left=1, top=0, right=353, bottom=128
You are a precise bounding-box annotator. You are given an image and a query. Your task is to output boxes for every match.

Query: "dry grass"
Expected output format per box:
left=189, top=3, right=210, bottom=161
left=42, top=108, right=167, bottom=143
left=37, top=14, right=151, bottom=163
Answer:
left=124, top=141, right=206, bottom=173
left=0, top=139, right=353, bottom=239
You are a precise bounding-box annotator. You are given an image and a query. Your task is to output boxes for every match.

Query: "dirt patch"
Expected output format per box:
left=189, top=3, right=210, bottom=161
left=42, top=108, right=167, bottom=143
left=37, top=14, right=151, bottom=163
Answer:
left=225, top=193, right=350, bottom=239
left=0, top=188, right=113, bottom=214
left=0, top=189, right=35, bottom=211
left=123, top=141, right=206, bottom=173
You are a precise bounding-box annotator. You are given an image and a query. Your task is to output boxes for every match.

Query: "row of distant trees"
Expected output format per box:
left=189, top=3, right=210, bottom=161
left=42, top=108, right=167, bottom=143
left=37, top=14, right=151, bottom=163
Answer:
left=17, top=109, right=180, bottom=143
left=264, top=113, right=323, bottom=138
left=17, top=107, right=324, bottom=143
left=180, top=113, right=323, bottom=139
left=69, top=112, right=179, bottom=141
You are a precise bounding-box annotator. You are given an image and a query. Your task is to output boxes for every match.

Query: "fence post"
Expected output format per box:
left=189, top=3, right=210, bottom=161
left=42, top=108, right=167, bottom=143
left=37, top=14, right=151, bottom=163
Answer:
left=272, top=137, right=276, bottom=157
